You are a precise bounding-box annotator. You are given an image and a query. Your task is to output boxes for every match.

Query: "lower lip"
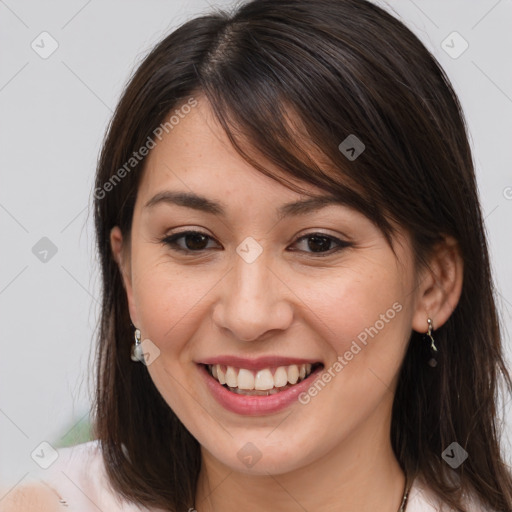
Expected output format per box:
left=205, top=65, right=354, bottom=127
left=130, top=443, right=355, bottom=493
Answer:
left=198, top=363, right=324, bottom=416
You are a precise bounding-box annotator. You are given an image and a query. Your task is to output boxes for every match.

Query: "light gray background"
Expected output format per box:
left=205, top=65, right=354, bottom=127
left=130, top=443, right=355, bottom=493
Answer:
left=1, top=0, right=511, bottom=488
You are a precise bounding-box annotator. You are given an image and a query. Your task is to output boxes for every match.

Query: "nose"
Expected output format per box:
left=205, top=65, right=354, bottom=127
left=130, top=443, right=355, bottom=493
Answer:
left=211, top=247, right=294, bottom=343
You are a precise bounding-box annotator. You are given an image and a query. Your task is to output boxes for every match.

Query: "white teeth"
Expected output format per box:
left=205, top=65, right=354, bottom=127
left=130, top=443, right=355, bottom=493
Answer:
left=237, top=368, right=255, bottom=390
left=208, top=362, right=316, bottom=391
left=254, top=369, right=274, bottom=390
left=287, top=364, right=299, bottom=384
left=273, top=366, right=288, bottom=387
left=225, top=366, right=238, bottom=387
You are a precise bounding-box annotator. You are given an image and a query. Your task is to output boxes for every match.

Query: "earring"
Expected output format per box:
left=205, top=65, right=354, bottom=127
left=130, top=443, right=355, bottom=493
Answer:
left=131, top=328, right=144, bottom=362
left=426, top=317, right=438, bottom=367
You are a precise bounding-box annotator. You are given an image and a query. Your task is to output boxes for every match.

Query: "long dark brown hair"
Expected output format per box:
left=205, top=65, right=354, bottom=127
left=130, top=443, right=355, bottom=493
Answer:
left=92, top=0, right=512, bottom=510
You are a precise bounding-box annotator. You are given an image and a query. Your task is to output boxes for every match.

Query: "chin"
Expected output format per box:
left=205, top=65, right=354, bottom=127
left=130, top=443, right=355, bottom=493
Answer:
left=200, top=431, right=322, bottom=476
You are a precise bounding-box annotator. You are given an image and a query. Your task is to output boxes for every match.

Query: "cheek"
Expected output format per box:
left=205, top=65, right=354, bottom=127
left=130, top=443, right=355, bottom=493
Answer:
left=129, top=257, right=213, bottom=414
left=129, top=248, right=225, bottom=364
left=287, top=265, right=413, bottom=448
left=306, top=259, right=412, bottom=380
left=132, top=266, right=199, bottom=347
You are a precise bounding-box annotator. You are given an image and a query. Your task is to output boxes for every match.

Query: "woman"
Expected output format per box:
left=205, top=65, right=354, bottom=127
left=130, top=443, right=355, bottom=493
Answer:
left=3, top=0, right=511, bottom=510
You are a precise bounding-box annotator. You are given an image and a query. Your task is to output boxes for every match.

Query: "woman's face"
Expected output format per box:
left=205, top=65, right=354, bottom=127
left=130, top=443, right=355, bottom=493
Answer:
left=112, top=96, right=425, bottom=475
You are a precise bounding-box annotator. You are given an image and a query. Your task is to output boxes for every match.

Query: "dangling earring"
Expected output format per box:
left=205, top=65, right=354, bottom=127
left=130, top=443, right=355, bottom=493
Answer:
left=426, top=317, right=438, bottom=367
left=131, top=328, right=144, bottom=362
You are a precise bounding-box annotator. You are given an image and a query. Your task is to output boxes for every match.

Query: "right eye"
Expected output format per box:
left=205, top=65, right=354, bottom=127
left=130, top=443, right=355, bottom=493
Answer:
left=160, top=230, right=220, bottom=253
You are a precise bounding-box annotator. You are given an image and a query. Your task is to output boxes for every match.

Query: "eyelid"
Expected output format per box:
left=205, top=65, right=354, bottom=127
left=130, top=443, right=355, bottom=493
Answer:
left=290, top=233, right=352, bottom=257
left=161, top=230, right=220, bottom=253
left=160, top=229, right=352, bottom=256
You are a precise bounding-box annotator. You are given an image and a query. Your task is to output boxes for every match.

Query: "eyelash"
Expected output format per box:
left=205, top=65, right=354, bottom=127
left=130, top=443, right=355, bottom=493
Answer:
left=160, top=230, right=351, bottom=257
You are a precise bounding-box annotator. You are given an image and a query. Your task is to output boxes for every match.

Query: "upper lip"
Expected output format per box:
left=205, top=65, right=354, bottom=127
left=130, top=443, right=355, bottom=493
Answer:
left=198, top=355, right=322, bottom=371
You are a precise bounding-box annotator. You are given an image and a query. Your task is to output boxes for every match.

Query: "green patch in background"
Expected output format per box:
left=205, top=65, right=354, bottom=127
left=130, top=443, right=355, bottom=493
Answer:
left=53, top=411, right=94, bottom=449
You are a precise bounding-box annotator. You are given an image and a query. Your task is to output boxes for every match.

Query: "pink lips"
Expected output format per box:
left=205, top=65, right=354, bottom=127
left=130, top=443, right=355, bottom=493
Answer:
left=197, top=361, right=323, bottom=416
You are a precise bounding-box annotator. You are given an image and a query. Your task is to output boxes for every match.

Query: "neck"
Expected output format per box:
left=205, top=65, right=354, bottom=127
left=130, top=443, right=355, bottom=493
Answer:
left=195, top=403, right=406, bottom=512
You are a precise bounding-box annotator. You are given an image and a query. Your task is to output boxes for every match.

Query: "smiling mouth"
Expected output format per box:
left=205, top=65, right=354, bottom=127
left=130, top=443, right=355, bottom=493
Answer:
left=204, top=362, right=324, bottom=396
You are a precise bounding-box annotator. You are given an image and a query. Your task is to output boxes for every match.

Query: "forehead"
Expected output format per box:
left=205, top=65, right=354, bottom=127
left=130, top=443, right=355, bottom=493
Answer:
left=136, top=97, right=329, bottom=212
left=128, top=98, right=409, bottom=264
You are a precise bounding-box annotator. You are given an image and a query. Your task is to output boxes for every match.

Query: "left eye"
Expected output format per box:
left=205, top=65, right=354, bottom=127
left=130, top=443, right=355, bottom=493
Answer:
left=161, top=230, right=350, bottom=256
left=292, top=233, right=350, bottom=255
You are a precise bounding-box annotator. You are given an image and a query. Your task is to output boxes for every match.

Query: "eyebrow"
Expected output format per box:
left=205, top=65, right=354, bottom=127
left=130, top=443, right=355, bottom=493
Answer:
left=143, top=190, right=350, bottom=219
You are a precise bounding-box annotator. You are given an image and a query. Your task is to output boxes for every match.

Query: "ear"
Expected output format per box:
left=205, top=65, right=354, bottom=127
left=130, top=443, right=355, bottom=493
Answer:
left=110, top=226, right=139, bottom=326
left=411, top=235, right=464, bottom=333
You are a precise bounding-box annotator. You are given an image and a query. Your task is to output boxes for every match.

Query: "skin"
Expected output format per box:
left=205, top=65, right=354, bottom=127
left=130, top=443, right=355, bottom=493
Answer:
left=110, top=96, right=463, bottom=512
left=0, top=482, right=65, bottom=512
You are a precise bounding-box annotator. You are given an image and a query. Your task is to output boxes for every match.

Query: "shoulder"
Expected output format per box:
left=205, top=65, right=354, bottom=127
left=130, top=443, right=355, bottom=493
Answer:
left=407, top=473, right=497, bottom=512
left=1, top=440, right=152, bottom=512
left=0, top=481, right=64, bottom=511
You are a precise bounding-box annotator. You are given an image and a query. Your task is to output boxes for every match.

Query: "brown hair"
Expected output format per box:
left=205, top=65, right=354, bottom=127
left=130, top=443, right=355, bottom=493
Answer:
left=92, top=0, right=512, bottom=510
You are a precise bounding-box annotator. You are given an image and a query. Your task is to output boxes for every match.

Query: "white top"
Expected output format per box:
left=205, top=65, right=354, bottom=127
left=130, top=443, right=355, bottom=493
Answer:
left=7, top=440, right=493, bottom=511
